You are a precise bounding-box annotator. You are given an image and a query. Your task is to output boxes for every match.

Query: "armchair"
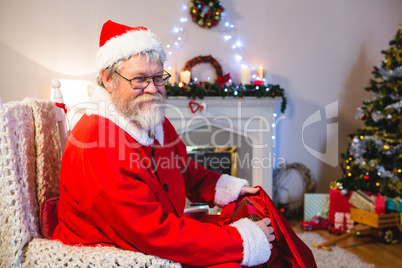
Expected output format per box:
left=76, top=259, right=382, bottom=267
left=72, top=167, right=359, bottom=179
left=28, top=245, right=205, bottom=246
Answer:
left=0, top=87, right=180, bottom=267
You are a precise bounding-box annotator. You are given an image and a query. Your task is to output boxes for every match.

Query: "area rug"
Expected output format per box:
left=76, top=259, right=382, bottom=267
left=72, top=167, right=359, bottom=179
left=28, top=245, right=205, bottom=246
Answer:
left=297, top=232, right=375, bottom=268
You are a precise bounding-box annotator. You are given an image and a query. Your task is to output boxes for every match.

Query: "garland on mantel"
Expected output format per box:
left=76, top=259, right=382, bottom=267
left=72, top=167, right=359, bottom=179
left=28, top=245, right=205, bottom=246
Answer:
left=168, top=54, right=287, bottom=113
left=165, top=82, right=287, bottom=113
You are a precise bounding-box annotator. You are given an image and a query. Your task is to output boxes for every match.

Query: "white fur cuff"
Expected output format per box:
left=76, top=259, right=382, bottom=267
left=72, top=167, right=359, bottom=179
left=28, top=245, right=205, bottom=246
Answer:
left=231, top=218, right=271, bottom=267
left=214, top=174, right=249, bottom=207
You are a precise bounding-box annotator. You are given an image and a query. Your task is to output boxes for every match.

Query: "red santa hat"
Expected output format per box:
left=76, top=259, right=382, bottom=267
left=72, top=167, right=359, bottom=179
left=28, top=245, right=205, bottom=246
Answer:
left=96, top=20, right=166, bottom=70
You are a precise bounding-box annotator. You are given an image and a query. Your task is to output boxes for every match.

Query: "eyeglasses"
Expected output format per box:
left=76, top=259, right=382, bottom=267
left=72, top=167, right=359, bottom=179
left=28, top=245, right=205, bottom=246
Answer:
left=114, top=70, right=171, bottom=90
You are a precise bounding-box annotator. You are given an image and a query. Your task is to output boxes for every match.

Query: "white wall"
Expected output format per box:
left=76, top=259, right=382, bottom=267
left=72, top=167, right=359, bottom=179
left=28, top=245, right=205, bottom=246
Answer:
left=1, top=0, right=401, bottom=193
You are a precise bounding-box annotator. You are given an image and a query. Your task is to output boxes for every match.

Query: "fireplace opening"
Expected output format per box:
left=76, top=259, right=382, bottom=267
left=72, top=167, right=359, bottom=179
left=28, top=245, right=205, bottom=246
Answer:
left=187, top=146, right=237, bottom=176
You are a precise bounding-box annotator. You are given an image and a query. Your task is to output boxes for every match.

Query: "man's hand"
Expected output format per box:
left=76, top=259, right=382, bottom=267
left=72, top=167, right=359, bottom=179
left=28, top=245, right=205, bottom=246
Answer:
left=256, top=217, right=276, bottom=242
left=239, top=186, right=259, bottom=196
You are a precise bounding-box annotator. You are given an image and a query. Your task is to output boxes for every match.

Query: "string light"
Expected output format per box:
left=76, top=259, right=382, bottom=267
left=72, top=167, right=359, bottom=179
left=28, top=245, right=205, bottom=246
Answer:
left=165, top=2, right=256, bottom=79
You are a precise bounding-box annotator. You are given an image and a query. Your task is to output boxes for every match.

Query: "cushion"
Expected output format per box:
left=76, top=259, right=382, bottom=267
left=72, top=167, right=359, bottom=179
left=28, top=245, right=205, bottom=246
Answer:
left=39, top=196, right=59, bottom=239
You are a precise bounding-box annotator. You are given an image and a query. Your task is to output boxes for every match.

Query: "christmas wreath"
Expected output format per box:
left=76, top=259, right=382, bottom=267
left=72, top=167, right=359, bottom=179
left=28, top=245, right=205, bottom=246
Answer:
left=184, top=55, right=229, bottom=85
left=189, top=0, right=224, bottom=28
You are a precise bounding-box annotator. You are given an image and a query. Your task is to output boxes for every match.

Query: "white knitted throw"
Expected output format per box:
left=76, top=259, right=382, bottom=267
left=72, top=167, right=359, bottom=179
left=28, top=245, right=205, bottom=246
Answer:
left=0, top=100, right=40, bottom=267
left=0, top=98, right=181, bottom=268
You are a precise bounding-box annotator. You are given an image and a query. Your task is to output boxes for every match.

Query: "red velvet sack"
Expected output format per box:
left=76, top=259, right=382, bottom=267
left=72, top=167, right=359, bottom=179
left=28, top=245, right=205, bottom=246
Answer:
left=218, top=187, right=317, bottom=268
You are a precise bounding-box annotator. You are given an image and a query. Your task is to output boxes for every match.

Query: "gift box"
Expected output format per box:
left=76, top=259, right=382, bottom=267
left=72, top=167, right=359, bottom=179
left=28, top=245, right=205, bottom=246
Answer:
left=375, top=196, right=386, bottom=214
left=334, top=212, right=354, bottom=230
left=230, top=199, right=261, bottom=222
left=385, top=198, right=402, bottom=212
left=329, top=189, right=354, bottom=224
left=304, top=193, right=329, bottom=221
left=345, top=213, right=354, bottom=230
left=349, top=190, right=374, bottom=212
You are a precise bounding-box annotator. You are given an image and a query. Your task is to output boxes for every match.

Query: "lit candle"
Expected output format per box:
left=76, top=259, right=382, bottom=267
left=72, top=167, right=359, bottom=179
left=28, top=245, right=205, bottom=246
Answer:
left=257, top=66, right=265, bottom=80
left=180, top=70, right=191, bottom=84
left=167, top=66, right=176, bottom=84
left=241, top=68, right=250, bottom=85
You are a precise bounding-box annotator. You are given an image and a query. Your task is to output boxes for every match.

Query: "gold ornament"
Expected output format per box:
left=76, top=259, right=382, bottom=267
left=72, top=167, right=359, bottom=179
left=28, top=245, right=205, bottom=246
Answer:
left=330, top=181, right=341, bottom=190
left=383, top=144, right=390, bottom=151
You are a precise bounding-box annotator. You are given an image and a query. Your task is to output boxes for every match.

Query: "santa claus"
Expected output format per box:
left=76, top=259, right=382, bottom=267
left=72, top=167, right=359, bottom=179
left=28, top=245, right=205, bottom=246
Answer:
left=52, top=20, right=276, bottom=268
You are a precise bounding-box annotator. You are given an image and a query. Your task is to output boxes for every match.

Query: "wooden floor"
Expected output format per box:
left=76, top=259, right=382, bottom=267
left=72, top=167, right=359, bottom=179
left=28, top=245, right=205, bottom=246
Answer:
left=292, top=222, right=402, bottom=268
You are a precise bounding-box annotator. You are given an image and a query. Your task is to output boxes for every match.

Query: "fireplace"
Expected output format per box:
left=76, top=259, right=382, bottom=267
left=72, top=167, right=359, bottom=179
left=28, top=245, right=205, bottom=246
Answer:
left=165, top=96, right=279, bottom=197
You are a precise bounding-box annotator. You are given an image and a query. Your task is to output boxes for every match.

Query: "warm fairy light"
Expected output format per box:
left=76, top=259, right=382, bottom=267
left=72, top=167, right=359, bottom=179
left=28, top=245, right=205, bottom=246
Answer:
left=376, top=182, right=380, bottom=186
left=348, top=173, right=352, bottom=177
left=178, top=82, right=184, bottom=87
left=349, top=157, right=352, bottom=161
left=346, top=160, right=349, bottom=163
left=360, top=135, right=364, bottom=139
left=398, top=169, right=401, bottom=173
left=346, top=166, right=350, bottom=170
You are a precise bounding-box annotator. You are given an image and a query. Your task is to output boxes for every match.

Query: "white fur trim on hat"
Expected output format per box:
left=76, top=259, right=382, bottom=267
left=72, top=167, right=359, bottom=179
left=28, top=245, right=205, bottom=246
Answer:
left=96, top=30, right=166, bottom=70
left=231, top=218, right=271, bottom=267
left=214, top=174, right=249, bottom=207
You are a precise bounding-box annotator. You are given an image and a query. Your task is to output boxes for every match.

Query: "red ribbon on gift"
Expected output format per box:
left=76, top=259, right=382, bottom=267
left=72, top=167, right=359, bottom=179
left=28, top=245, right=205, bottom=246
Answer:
left=216, top=73, right=231, bottom=87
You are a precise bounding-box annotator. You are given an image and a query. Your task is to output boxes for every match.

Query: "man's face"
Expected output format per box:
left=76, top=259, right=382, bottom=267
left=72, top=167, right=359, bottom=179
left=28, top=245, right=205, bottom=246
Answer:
left=107, top=54, right=166, bottom=130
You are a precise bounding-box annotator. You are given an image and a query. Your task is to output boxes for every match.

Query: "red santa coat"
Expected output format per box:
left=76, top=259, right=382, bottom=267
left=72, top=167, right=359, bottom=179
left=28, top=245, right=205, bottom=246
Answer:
left=52, top=85, right=271, bottom=267
left=52, top=113, right=270, bottom=267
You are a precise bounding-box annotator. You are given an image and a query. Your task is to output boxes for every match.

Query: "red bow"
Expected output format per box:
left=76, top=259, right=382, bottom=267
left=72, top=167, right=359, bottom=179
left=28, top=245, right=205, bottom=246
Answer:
left=216, top=73, right=231, bottom=87
left=55, top=102, right=67, bottom=113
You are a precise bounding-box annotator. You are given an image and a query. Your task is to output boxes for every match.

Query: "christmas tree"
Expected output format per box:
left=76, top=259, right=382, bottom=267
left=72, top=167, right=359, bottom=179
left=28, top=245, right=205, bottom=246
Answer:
left=336, top=26, right=402, bottom=198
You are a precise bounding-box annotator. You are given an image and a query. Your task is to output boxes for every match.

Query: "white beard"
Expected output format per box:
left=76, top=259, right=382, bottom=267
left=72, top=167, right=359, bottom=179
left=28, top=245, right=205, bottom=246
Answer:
left=112, top=91, right=166, bottom=131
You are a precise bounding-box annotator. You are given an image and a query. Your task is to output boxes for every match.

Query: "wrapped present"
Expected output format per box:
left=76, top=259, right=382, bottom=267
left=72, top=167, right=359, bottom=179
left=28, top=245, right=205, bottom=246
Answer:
left=329, top=189, right=354, bottom=224
left=334, top=212, right=345, bottom=229
left=349, top=190, right=374, bottom=212
left=385, top=198, right=402, bottom=212
left=345, top=213, right=354, bottom=230
left=218, top=186, right=317, bottom=268
left=304, top=193, right=329, bottom=221
left=334, top=212, right=354, bottom=231
left=375, top=196, right=386, bottom=214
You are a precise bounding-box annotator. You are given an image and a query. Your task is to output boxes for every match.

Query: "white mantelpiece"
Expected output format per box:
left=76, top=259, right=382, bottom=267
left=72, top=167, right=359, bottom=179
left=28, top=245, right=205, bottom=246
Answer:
left=165, top=96, right=279, bottom=197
